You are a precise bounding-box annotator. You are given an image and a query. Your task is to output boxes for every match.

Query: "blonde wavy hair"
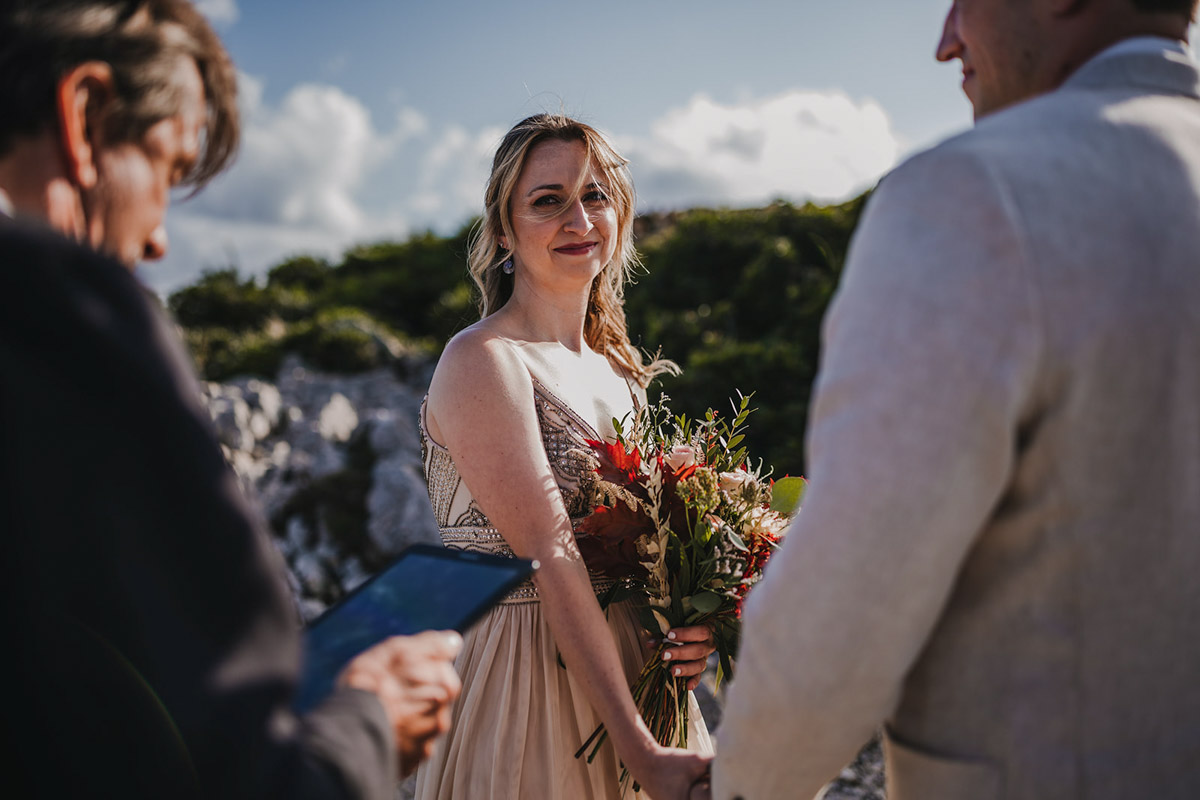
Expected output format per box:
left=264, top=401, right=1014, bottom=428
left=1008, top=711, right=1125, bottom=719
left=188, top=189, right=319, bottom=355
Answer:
left=468, top=113, right=676, bottom=387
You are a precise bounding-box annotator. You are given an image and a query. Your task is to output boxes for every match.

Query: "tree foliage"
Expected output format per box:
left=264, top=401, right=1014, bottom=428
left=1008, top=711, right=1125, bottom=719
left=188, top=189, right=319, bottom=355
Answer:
left=627, top=198, right=866, bottom=475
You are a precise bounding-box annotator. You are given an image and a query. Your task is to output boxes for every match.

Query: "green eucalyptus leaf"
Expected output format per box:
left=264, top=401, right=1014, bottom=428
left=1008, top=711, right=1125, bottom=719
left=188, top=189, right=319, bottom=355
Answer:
left=770, top=476, right=808, bottom=514
left=727, top=530, right=749, bottom=552
left=689, top=590, right=723, bottom=614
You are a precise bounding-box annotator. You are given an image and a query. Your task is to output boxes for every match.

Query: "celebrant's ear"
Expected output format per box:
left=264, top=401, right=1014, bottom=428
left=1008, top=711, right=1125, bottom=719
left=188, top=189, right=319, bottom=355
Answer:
left=56, top=61, right=115, bottom=190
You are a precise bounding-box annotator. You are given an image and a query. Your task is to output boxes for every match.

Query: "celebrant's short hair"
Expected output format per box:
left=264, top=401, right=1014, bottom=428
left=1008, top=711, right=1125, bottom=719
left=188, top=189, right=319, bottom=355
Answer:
left=0, top=0, right=238, bottom=188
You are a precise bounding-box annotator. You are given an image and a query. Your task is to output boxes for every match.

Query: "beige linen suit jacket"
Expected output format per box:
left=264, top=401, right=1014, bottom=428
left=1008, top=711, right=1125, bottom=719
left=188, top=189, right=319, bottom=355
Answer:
left=713, top=43, right=1200, bottom=800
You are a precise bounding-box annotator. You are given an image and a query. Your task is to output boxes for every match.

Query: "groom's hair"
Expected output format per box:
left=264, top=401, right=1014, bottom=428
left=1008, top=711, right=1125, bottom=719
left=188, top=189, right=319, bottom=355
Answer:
left=1129, top=0, right=1199, bottom=19
left=0, top=0, right=239, bottom=188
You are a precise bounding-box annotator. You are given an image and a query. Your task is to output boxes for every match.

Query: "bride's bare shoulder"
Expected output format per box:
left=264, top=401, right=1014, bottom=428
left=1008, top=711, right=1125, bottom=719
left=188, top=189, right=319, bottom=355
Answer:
left=430, top=319, right=530, bottom=398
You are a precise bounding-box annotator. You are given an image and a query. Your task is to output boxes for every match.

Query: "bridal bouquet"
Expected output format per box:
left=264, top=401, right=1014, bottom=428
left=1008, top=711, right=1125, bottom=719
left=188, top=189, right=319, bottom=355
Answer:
left=574, top=392, right=805, bottom=771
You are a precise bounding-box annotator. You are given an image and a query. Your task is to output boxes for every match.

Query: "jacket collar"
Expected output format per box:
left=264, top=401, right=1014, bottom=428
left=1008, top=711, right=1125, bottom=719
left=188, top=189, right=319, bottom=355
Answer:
left=1064, top=38, right=1200, bottom=100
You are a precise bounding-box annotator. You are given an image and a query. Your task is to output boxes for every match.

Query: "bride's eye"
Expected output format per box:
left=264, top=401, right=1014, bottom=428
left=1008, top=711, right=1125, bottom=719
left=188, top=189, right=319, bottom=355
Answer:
left=584, top=189, right=609, bottom=204
left=532, top=194, right=560, bottom=207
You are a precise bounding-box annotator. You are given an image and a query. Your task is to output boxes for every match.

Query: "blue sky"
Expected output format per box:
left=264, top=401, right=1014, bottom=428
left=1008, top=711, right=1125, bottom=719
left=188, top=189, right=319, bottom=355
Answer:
left=145, top=0, right=1194, bottom=295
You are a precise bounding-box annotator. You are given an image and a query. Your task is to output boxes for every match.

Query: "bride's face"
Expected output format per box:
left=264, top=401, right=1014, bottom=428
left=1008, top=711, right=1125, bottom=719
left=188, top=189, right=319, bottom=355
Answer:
left=505, top=138, right=618, bottom=293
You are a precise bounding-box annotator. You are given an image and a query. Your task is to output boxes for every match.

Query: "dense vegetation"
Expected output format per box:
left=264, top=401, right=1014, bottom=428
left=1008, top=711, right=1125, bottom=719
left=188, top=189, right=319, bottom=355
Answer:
left=170, top=196, right=868, bottom=475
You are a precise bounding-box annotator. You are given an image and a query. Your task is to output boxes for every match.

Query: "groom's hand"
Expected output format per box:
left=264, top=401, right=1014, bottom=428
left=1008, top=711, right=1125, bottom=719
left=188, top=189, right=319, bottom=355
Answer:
left=339, top=630, right=463, bottom=777
left=653, top=624, right=716, bottom=691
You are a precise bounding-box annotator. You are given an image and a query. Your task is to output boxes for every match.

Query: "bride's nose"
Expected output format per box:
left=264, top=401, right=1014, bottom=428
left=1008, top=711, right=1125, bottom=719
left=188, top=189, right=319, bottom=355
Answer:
left=562, top=198, right=593, bottom=234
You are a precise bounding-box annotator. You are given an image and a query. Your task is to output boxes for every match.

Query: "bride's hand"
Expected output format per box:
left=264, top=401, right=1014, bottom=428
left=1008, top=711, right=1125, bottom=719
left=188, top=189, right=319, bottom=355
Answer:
left=652, top=624, right=716, bottom=691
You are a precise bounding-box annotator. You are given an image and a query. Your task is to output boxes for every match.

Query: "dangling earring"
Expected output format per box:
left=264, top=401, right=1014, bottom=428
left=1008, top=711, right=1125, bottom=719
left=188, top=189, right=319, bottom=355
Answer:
left=501, top=257, right=514, bottom=275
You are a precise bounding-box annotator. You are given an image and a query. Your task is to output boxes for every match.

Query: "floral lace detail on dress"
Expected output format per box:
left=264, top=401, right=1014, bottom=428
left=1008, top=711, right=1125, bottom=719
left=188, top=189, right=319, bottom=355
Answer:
left=418, top=378, right=616, bottom=604
left=533, top=380, right=604, bottom=518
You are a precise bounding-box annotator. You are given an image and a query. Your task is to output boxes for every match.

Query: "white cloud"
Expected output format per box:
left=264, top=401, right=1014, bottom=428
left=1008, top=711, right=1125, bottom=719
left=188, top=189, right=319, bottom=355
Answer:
left=149, top=75, right=429, bottom=294
left=193, top=78, right=413, bottom=234
left=623, top=90, right=900, bottom=210
left=407, top=124, right=504, bottom=223
left=194, top=0, right=238, bottom=25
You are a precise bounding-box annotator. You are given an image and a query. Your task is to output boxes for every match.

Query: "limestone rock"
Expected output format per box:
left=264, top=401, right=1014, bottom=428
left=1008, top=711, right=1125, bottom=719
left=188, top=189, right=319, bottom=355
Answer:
left=202, top=355, right=439, bottom=614
left=318, top=393, right=358, bottom=443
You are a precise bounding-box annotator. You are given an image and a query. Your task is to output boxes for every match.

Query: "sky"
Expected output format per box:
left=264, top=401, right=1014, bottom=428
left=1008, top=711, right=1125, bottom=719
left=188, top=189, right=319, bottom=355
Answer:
left=144, top=0, right=1195, bottom=295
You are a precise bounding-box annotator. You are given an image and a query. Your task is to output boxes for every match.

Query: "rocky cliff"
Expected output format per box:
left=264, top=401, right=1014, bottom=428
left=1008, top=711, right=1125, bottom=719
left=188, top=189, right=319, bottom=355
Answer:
left=201, top=354, right=439, bottom=621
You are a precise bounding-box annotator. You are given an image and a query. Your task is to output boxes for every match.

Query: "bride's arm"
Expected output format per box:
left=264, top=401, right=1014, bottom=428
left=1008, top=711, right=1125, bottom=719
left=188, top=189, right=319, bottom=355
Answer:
left=427, top=332, right=708, bottom=797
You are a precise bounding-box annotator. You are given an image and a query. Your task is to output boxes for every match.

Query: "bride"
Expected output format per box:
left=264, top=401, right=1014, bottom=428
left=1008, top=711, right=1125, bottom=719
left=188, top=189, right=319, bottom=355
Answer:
left=413, top=114, right=714, bottom=799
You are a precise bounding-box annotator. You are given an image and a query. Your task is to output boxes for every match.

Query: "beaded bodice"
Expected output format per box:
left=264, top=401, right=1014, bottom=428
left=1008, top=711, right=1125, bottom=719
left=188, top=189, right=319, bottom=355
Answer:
left=419, top=376, right=619, bottom=604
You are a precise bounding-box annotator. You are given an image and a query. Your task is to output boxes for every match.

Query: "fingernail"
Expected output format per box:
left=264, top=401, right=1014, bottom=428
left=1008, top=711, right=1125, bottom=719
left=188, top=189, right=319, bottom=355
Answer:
left=662, top=650, right=672, bottom=661
left=446, top=632, right=463, bottom=649
left=673, top=667, right=682, bottom=676
left=667, top=631, right=677, bottom=641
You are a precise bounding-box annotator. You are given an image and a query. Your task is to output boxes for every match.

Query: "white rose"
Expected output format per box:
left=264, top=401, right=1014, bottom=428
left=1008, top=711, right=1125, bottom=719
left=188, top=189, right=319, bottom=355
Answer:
left=663, top=444, right=698, bottom=472
left=719, top=470, right=754, bottom=494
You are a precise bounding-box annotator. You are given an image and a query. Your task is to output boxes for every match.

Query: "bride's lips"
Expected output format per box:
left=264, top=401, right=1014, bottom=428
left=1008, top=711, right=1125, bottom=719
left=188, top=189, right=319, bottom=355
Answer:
left=554, top=242, right=599, bottom=255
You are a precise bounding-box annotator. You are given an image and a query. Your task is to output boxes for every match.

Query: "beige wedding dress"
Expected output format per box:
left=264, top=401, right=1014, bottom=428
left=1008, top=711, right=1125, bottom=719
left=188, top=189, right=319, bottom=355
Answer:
left=412, top=377, right=712, bottom=799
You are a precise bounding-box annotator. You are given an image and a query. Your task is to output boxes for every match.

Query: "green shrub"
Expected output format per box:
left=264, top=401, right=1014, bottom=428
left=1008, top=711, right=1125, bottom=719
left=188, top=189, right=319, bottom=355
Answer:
left=185, top=326, right=288, bottom=381
left=627, top=198, right=867, bottom=474
left=169, top=268, right=274, bottom=332
left=284, top=307, right=425, bottom=373
left=301, top=324, right=379, bottom=372
left=267, top=256, right=333, bottom=293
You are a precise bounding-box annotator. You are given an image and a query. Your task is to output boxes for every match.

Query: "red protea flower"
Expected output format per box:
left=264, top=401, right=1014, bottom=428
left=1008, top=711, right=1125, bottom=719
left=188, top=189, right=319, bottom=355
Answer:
left=576, top=501, right=654, bottom=580
left=587, top=439, right=649, bottom=502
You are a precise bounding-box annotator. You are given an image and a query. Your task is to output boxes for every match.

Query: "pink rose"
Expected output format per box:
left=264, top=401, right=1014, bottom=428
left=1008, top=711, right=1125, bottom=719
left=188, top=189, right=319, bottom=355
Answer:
left=663, top=444, right=698, bottom=472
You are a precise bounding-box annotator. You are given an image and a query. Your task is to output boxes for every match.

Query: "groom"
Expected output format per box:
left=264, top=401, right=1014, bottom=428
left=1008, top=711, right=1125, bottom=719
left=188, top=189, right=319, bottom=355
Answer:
left=707, top=0, right=1200, bottom=798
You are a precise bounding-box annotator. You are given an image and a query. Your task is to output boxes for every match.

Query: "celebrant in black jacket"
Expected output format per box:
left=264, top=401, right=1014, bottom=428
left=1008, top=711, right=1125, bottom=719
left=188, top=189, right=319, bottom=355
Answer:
left=0, top=2, right=459, bottom=797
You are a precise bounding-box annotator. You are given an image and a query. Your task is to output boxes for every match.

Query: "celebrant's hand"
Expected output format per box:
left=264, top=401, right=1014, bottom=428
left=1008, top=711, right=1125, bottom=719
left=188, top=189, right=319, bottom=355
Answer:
left=339, top=630, right=463, bottom=778
left=657, top=625, right=716, bottom=691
